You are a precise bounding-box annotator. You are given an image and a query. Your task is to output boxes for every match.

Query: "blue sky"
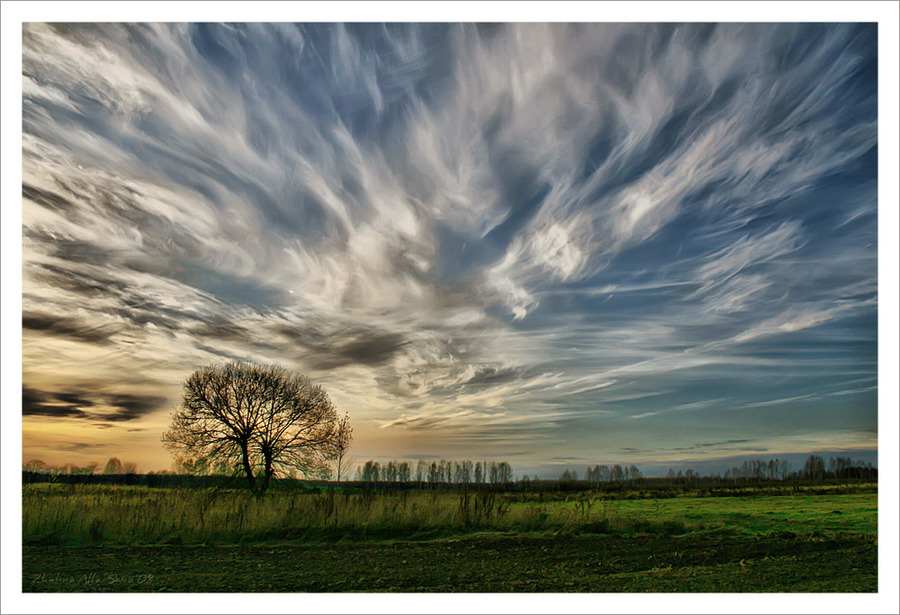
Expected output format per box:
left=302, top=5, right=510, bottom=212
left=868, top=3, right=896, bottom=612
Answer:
left=15, top=21, right=883, bottom=476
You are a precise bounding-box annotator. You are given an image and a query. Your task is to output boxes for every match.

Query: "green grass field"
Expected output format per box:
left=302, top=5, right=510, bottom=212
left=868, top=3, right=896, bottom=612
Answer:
left=22, top=483, right=878, bottom=592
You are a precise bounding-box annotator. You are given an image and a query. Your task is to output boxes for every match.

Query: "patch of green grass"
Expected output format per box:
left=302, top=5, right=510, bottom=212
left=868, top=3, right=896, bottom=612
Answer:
left=22, top=484, right=878, bottom=592
left=608, top=493, right=877, bottom=535
left=23, top=483, right=876, bottom=547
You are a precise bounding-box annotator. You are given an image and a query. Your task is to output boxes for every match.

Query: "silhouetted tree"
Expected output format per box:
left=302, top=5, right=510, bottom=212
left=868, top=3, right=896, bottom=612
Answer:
left=428, top=462, right=439, bottom=485
left=23, top=459, right=48, bottom=473
left=803, top=455, right=826, bottom=480
left=163, top=362, right=345, bottom=492
left=360, top=460, right=380, bottom=482
left=610, top=464, right=624, bottom=482
left=328, top=412, right=353, bottom=482
left=416, top=460, right=428, bottom=482
left=103, top=457, right=124, bottom=475
left=398, top=461, right=411, bottom=482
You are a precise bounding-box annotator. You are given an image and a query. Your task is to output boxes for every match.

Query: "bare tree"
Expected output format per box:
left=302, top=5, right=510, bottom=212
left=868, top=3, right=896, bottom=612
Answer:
left=398, top=461, right=411, bottom=482
left=23, top=459, right=48, bottom=473
left=104, top=457, right=124, bottom=475
left=328, top=412, right=354, bottom=482
left=416, top=459, right=428, bottom=482
left=803, top=454, right=826, bottom=480
left=163, top=361, right=345, bottom=492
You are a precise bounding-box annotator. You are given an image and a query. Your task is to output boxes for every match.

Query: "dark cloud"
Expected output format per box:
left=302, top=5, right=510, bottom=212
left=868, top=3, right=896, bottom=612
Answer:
left=56, top=442, right=112, bottom=452
left=191, top=319, right=253, bottom=343
left=22, top=184, right=77, bottom=213
left=102, top=394, right=169, bottom=422
left=326, top=331, right=408, bottom=367
left=54, top=391, right=96, bottom=407
left=23, top=312, right=120, bottom=345
left=274, top=323, right=408, bottom=369
left=31, top=263, right=130, bottom=298
left=25, top=230, right=115, bottom=265
left=22, top=386, right=165, bottom=423
left=23, top=386, right=90, bottom=419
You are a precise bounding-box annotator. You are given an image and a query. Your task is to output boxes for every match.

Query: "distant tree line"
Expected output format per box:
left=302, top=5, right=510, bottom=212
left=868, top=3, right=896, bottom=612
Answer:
left=23, top=457, right=139, bottom=476
left=544, top=464, right=644, bottom=483
left=722, top=458, right=792, bottom=481
left=665, top=455, right=876, bottom=482
left=549, top=455, right=876, bottom=484
left=355, top=459, right=513, bottom=485
left=801, top=455, right=876, bottom=480
left=24, top=454, right=875, bottom=486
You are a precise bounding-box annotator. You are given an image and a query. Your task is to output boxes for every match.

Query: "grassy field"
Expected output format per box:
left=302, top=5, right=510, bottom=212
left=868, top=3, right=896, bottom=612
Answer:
left=22, top=482, right=878, bottom=592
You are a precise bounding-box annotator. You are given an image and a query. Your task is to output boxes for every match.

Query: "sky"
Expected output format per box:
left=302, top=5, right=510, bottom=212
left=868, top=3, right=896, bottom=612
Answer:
left=14, top=20, right=884, bottom=477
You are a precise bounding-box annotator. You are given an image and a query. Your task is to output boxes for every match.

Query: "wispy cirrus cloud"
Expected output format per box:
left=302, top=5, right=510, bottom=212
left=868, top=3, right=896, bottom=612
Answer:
left=20, top=23, right=877, bottom=473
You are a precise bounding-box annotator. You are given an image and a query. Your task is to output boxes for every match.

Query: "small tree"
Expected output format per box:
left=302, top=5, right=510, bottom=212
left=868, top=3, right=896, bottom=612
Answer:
left=104, top=457, right=124, bottom=475
left=23, top=459, right=48, bottom=473
left=610, top=464, right=624, bottom=482
left=328, top=412, right=354, bottom=482
left=803, top=455, right=826, bottom=480
left=163, top=362, right=345, bottom=492
left=416, top=459, right=428, bottom=482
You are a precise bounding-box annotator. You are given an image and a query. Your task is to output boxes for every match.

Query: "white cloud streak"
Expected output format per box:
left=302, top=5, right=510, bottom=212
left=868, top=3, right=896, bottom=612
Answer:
left=20, top=23, right=877, bottom=470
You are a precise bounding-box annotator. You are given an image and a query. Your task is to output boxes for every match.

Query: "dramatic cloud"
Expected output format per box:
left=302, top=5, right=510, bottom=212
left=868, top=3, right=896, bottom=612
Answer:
left=20, top=23, right=877, bottom=474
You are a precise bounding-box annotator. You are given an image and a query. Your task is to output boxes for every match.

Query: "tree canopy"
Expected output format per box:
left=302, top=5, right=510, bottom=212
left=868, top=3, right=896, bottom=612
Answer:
left=163, top=362, right=350, bottom=492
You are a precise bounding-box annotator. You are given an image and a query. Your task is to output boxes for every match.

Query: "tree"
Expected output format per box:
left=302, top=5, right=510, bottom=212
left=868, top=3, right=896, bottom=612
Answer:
left=328, top=412, right=353, bottom=482
left=104, top=457, right=124, bottom=475
left=610, top=464, right=624, bottom=482
left=163, top=361, right=345, bottom=492
left=23, top=459, right=48, bottom=473
left=360, top=460, right=380, bottom=482
left=428, top=462, right=439, bottom=485
left=416, top=460, right=428, bottom=482
left=398, top=461, right=411, bottom=482
left=803, top=455, right=826, bottom=480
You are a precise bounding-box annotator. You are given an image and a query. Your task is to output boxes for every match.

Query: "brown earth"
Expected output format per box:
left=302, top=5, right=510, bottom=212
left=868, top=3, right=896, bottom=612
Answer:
left=22, top=532, right=877, bottom=592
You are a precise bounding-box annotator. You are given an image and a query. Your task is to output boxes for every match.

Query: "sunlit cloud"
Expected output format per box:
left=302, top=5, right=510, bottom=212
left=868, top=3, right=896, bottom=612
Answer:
left=21, top=23, right=877, bottom=474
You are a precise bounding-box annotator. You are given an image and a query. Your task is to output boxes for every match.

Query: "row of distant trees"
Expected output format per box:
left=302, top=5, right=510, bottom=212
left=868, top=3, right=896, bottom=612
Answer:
left=552, top=464, right=644, bottom=483
left=356, top=459, right=514, bottom=484
left=799, top=455, right=876, bottom=480
left=721, top=458, right=792, bottom=481
left=665, top=455, right=876, bottom=482
left=23, top=458, right=139, bottom=475
left=551, top=455, right=876, bottom=483
left=25, top=454, right=876, bottom=484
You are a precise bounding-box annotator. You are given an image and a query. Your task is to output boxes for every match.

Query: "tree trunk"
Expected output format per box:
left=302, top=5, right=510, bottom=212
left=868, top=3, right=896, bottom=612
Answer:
left=260, top=453, right=273, bottom=493
left=240, top=442, right=257, bottom=492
